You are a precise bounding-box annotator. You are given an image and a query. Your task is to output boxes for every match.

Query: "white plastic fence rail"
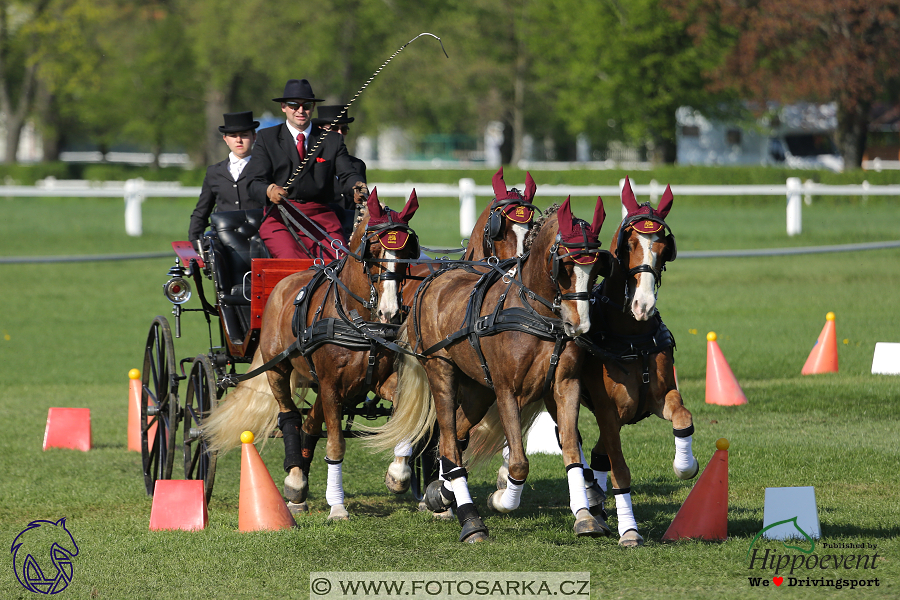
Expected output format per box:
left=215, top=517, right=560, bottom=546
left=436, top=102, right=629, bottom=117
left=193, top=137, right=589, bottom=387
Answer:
left=3, top=177, right=900, bottom=237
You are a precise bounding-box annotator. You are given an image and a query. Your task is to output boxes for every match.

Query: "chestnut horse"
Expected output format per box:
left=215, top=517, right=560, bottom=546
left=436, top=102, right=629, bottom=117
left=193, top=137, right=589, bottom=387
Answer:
left=203, top=190, right=421, bottom=520
left=368, top=197, right=615, bottom=542
left=385, top=168, right=539, bottom=494
left=578, top=178, right=696, bottom=546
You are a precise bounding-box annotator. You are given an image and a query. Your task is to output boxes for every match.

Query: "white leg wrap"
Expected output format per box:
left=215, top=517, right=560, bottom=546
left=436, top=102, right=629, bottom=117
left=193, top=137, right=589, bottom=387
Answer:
left=593, top=470, right=608, bottom=490
left=450, top=476, right=473, bottom=507
left=567, top=466, right=590, bottom=516
left=615, top=492, right=638, bottom=536
left=325, top=459, right=344, bottom=507
left=497, top=479, right=524, bottom=511
left=502, top=445, right=510, bottom=460
left=394, top=440, right=412, bottom=458
left=674, top=435, right=694, bottom=472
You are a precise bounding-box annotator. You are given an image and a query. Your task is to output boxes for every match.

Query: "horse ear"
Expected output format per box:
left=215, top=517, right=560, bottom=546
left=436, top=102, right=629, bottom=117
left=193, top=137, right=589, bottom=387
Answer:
left=397, top=188, right=419, bottom=223
left=366, top=187, right=384, bottom=219
left=491, top=167, right=506, bottom=202
left=656, top=184, right=673, bottom=219
left=524, top=171, right=536, bottom=201
left=621, top=176, right=639, bottom=215
left=557, top=196, right=575, bottom=235
left=590, top=196, right=606, bottom=237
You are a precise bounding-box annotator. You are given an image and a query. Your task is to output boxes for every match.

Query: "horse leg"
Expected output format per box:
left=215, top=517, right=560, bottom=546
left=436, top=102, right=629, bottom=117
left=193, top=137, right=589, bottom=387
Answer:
left=265, top=365, right=314, bottom=513
left=660, top=385, right=698, bottom=479
left=554, top=377, right=610, bottom=538
left=376, top=372, right=414, bottom=494
left=425, top=363, right=488, bottom=543
left=487, top=393, right=528, bottom=514
left=317, top=382, right=349, bottom=521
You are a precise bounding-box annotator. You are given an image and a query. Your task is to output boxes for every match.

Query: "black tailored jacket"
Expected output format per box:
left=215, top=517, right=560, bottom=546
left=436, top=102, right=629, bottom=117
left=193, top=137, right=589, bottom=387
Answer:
left=245, top=124, right=364, bottom=206
left=188, top=158, right=264, bottom=241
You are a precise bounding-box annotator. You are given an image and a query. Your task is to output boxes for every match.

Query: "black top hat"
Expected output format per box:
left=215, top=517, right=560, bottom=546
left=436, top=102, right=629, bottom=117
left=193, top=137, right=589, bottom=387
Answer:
left=272, top=79, right=324, bottom=102
left=312, top=105, right=356, bottom=127
left=219, top=111, right=259, bottom=134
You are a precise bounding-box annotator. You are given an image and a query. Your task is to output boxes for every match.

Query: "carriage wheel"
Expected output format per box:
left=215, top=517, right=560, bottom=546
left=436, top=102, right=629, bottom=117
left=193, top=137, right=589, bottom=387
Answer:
left=183, top=355, right=218, bottom=504
left=141, top=316, right=179, bottom=496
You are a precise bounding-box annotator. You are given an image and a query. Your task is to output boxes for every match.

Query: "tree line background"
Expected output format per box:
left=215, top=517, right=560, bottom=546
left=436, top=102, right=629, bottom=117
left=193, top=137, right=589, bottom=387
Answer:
left=2, top=0, right=898, bottom=169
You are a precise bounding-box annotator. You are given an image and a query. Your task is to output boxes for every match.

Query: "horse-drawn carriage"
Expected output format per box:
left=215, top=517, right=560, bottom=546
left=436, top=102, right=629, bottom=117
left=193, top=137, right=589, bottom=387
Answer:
left=139, top=206, right=427, bottom=504
left=138, top=172, right=697, bottom=545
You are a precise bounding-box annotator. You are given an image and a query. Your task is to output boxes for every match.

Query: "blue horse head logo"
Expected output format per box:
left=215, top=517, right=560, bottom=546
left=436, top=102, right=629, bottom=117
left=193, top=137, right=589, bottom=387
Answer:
left=11, top=518, right=79, bottom=594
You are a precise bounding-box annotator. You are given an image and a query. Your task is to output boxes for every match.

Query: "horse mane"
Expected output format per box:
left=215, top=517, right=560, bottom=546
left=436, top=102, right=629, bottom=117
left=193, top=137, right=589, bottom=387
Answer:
left=524, top=203, right=559, bottom=252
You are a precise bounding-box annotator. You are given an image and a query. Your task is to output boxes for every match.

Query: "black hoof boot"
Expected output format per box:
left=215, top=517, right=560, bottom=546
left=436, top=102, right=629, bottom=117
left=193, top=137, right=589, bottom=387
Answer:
left=424, top=480, right=453, bottom=512
left=456, top=503, right=489, bottom=543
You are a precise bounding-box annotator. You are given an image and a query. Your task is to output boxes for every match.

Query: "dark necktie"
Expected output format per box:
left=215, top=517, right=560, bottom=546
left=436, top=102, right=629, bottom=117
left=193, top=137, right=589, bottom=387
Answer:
left=296, top=132, right=305, bottom=161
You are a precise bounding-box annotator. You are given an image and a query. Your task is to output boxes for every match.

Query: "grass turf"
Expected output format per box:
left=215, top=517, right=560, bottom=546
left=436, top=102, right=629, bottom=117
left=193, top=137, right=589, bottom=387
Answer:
left=1, top=192, right=898, bottom=599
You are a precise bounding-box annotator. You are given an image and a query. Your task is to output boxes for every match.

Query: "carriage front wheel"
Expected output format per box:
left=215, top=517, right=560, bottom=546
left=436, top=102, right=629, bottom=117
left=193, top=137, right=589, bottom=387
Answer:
left=141, top=316, right=179, bottom=495
left=183, top=354, right=218, bottom=504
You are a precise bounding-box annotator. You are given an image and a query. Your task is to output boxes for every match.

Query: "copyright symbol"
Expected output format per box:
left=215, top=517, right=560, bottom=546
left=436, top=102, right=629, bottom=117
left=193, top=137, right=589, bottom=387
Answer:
left=311, top=578, right=332, bottom=595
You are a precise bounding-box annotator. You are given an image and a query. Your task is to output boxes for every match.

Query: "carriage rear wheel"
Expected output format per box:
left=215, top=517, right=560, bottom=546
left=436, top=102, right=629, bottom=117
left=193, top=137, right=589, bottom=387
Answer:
left=183, top=355, right=218, bottom=504
left=141, top=316, right=179, bottom=495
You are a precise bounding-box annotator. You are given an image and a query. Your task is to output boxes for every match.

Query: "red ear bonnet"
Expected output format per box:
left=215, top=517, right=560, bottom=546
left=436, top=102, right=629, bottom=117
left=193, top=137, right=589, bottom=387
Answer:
left=367, top=187, right=418, bottom=250
left=490, top=167, right=535, bottom=223
left=557, top=196, right=604, bottom=264
left=622, top=177, right=673, bottom=234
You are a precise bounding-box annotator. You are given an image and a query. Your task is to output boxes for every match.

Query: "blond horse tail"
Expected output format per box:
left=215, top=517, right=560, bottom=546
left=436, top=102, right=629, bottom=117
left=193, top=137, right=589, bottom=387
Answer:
left=202, top=348, right=279, bottom=455
left=463, top=401, right=544, bottom=469
left=362, top=325, right=436, bottom=454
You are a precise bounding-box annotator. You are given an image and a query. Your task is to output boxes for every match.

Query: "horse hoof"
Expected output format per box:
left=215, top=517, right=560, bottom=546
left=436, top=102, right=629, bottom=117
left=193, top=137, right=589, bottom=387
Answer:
left=619, top=529, right=644, bottom=547
left=418, top=500, right=454, bottom=520
left=287, top=501, right=309, bottom=516
left=328, top=504, right=350, bottom=521
left=496, top=464, right=509, bottom=490
left=486, top=490, right=510, bottom=514
left=674, top=456, right=700, bottom=480
left=459, top=517, right=489, bottom=543
left=284, top=471, right=308, bottom=503
left=573, top=508, right=612, bottom=538
left=385, top=458, right=412, bottom=494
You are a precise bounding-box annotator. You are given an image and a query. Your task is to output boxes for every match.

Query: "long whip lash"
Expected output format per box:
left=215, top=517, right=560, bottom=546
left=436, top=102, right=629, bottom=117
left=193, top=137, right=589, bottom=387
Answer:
left=284, top=32, right=448, bottom=189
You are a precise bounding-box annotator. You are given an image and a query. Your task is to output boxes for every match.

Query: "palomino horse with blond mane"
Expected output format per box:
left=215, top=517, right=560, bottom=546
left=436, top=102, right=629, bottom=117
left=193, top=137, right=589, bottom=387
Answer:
left=203, top=190, right=422, bottom=520
left=384, top=168, right=540, bottom=494
left=368, top=197, right=615, bottom=542
left=577, top=177, right=696, bottom=546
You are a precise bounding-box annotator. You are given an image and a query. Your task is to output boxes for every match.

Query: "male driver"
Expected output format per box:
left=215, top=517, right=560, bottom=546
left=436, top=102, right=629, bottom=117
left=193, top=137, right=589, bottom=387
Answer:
left=188, top=111, right=262, bottom=242
left=245, top=79, right=368, bottom=259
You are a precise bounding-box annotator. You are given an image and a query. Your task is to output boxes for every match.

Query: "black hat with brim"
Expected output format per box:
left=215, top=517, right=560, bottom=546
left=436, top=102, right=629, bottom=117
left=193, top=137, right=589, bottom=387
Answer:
left=219, top=111, right=260, bottom=133
left=272, top=79, right=325, bottom=102
left=312, top=105, right=355, bottom=127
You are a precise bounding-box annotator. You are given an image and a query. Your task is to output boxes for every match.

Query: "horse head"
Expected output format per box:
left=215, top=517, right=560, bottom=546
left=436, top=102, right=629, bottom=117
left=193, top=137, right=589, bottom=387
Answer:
left=532, top=196, right=612, bottom=337
left=357, top=188, right=421, bottom=324
left=467, top=167, right=538, bottom=261
left=616, top=176, right=677, bottom=321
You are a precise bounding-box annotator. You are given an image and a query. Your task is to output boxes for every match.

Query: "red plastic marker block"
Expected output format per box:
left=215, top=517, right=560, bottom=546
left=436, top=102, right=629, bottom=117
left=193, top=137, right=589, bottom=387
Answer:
left=149, top=480, right=208, bottom=531
left=43, top=408, right=92, bottom=451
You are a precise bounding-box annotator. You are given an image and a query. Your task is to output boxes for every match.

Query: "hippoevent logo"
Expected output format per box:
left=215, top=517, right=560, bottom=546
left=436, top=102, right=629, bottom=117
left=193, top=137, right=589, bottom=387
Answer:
left=11, top=518, right=79, bottom=594
left=746, top=517, right=880, bottom=590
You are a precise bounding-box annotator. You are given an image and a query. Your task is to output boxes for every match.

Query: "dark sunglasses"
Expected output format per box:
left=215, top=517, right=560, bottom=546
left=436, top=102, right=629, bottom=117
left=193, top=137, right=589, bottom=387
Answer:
left=285, top=101, right=315, bottom=111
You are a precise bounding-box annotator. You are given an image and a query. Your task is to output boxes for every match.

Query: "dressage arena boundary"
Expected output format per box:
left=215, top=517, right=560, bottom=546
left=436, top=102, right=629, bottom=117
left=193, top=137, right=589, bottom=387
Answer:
left=4, top=177, right=900, bottom=236
left=3, top=240, right=899, bottom=264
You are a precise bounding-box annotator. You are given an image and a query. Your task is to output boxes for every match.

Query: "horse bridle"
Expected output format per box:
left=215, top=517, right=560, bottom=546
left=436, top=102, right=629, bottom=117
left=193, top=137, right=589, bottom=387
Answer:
left=483, top=193, right=540, bottom=256
left=616, top=212, right=677, bottom=313
left=548, top=221, right=610, bottom=309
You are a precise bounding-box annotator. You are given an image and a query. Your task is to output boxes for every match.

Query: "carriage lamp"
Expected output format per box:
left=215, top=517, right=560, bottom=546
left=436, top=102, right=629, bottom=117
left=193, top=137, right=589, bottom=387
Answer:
left=164, top=261, right=192, bottom=305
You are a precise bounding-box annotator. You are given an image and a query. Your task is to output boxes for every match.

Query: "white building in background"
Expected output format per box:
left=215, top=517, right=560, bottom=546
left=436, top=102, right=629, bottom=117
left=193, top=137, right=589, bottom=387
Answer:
left=676, top=102, right=844, bottom=172
left=0, top=118, right=43, bottom=162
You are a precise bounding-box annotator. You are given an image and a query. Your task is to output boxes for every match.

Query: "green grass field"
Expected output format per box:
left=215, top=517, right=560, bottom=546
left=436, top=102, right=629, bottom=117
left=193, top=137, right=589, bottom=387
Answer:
left=1, top=186, right=899, bottom=599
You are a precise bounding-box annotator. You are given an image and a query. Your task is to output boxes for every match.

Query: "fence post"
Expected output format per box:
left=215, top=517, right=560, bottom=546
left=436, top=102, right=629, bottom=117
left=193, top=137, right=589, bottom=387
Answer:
left=459, top=178, right=476, bottom=237
left=124, top=178, right=145, bottom=237
left=786, top=177, right=802, bottom=236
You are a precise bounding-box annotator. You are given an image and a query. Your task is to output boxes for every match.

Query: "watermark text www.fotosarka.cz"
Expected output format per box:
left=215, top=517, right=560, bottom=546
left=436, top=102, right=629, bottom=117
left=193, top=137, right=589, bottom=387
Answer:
left=310, top=572, right=590, bottom=599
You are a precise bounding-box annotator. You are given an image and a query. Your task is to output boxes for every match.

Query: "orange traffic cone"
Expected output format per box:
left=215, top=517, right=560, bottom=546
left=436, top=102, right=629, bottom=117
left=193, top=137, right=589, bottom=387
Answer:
left=238, top=431, right=296, bottom=532
left=43, top=408, right=92, bottom=451
left=662, top=438, right=729, bottom=541
left=705, top=332, right=748, bottom=406
left=149, top=480, right=208, bottom=531
left=801, top=312, right=838, bottom=375
left=127, top=368, right=148, bottom=452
